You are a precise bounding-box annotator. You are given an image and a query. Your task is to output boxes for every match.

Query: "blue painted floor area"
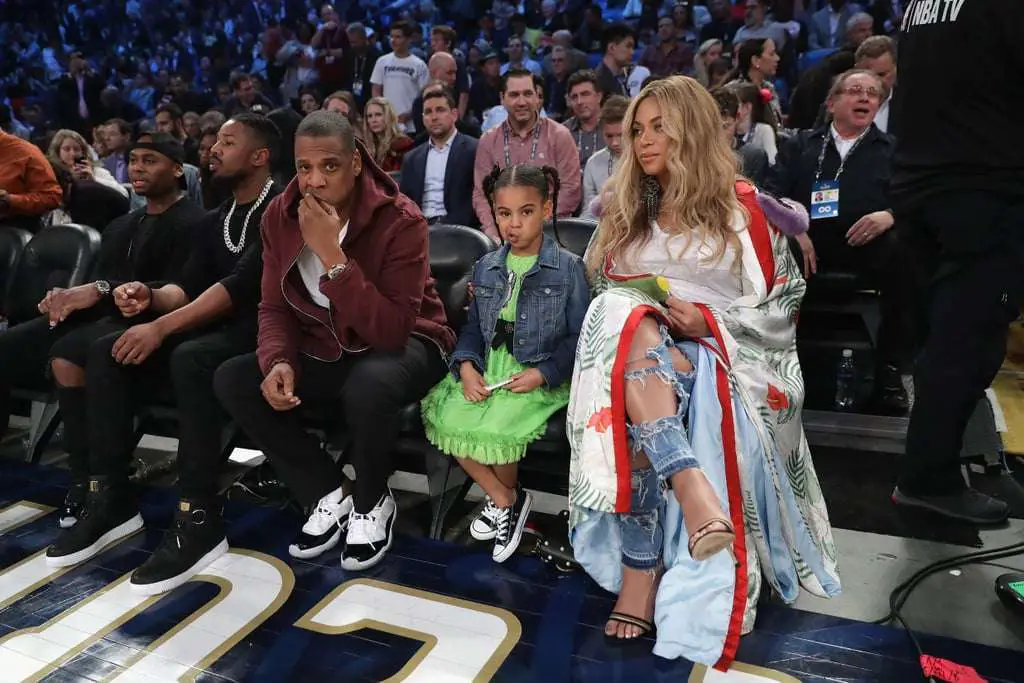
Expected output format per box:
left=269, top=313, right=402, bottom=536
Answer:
left=0, top=460, right=1021, bottom=682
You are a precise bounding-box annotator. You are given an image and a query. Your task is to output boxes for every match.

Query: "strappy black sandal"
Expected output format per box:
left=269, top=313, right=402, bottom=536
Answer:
left=604, top=611, right=656, bottom=640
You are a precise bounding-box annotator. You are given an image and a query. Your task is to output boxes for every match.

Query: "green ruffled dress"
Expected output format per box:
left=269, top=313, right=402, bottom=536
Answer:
left=422, top=253, right=570, bottom=465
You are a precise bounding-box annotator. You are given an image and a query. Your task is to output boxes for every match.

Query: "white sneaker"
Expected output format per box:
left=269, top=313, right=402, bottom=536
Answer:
left=492, top=487, right=533, bottom=564
left=288, top=487, right=353, bottom=559
left=470, top=497, right=501, bottom=541
left=341, top=490, right=396, bottom=571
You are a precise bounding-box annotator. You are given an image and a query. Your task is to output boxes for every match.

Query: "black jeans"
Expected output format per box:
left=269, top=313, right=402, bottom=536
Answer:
left=899, top=194, right=1024, bottom=495
left=0, top=311, right=104, bottom=437
left=168, top=322, right=255, bottom=500
left=214, top=337, right=446, bottom=513
left=50, top=315, right=159, bottom=484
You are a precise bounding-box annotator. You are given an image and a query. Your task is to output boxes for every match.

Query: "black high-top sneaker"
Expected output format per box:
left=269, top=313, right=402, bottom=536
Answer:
left=492, top=485, right=533, bottom=564
left=58, top=482, right=88, bottom=529
left=46, top=476, right=143, bottom=567
left=130, top=498, right=229, bottom=596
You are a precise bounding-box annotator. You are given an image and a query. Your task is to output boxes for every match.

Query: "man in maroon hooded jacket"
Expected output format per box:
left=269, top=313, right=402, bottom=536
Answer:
left=215, top=110, right=454, bottom=571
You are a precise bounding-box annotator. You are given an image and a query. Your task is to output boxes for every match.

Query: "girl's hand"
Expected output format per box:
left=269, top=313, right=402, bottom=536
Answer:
left=507, top=368, right=545, bottom=393
left=460, top=362, right=490, bottom=402
left=665, top=297, right=710, bottom=339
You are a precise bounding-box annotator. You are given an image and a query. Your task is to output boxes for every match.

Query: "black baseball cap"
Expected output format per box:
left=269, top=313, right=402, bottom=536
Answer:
left=130, top=132, right=185, bottom=165
left=131, top=132, right=188, bottom=189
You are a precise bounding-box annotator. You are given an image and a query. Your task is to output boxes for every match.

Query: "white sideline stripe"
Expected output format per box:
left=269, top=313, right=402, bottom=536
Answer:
left=0, top=505, right=49, bottom=537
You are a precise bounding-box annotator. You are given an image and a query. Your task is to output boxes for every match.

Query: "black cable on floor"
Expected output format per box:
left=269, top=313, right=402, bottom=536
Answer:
left=870, top=540, right=1024, bottom=681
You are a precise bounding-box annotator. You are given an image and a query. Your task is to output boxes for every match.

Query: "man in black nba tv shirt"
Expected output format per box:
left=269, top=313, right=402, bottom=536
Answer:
left=890, top=0, right=1024, bottom=524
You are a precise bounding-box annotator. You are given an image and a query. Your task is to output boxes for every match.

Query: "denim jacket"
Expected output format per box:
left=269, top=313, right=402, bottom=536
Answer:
left=450, top=234, right=591, bottom=388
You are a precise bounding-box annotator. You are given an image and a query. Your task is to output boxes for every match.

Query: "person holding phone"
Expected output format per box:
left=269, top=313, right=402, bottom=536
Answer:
left=47, top=129, right=128, bottom=198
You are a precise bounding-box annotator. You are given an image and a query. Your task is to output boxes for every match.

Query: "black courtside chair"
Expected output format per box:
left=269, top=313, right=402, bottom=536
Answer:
left=5, top=224, right=102, bottom=462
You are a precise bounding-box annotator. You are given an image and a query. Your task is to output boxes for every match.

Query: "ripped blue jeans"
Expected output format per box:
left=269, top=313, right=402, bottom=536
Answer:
left=618, top=324, right=698, bottom=570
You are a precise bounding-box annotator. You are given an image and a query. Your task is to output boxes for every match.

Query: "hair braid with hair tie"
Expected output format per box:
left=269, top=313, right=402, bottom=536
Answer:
left=541, top=165, right=561, bottom=247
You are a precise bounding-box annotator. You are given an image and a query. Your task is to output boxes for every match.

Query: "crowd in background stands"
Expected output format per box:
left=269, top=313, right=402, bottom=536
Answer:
left=1, top=0, right=901, bottom=143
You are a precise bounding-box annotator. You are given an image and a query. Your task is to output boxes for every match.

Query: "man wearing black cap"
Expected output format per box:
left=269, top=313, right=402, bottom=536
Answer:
left=21, top=134, right=204, bottom=552
left=74, top=114, right=280, bottom=594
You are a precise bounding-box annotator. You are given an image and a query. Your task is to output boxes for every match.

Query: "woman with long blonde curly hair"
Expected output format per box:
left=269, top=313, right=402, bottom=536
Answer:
left=568, top=76, right=839, bottom=665
left=361, top=97, right=413, bottom=173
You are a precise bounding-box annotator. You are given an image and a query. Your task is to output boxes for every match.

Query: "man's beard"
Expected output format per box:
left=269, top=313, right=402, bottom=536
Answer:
left=211, top=169, right=249, bottom=192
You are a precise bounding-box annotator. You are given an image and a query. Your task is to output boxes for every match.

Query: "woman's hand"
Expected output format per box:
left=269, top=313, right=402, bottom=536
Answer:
left=72, top=161, right=93, bottom=181
left=846, top=210, right=894, bottom=247
left=460, top=361, right=490, bottom=402
left=507, top=368, right=545, bottom=393
left=794, top=232, right=817, bottom=278
left=665, top=297, right=710, bottom=339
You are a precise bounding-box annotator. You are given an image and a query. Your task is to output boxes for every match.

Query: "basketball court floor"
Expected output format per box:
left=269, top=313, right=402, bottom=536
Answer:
left=1, top=434, right=1023, bottom=683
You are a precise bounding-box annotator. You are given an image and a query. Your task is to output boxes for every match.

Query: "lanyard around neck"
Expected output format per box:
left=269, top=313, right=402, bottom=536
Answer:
left=503, top=118, right=542, bottom=167
left=814, top=126, right=869, bottom=184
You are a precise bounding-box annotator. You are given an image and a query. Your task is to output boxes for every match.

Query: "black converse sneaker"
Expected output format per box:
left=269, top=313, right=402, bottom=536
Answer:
left=470, top=497, right=501, bottom=541
left=492, top=486, right=533, bottom=563
left=289, top=487, right=353, bottom=559
left=129, top=499, right=229, bottom=596
left=58, top=482, right=87, bottom=529
left=46, top=477, right=143, bottom=568
left=341, top=489, right=396, bottom=571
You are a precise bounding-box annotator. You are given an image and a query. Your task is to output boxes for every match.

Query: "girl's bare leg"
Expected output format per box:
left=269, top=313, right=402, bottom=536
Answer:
left=455, top=458, right=515, bottom=508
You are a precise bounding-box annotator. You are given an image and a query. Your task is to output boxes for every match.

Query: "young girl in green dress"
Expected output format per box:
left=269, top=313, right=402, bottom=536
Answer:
left=421, top=164, right=591, bottom=563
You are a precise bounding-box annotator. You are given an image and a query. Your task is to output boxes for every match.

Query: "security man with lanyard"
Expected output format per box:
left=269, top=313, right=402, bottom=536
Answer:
left=765, top=69, right=918, bottom=414
left=471, top=68, right=581, bottom=242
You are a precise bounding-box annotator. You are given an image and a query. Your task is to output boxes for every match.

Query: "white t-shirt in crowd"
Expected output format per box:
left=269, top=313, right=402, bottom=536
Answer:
left=370, top=52, right=429, bottom=130
left=626, top=65, right=650, bottom=97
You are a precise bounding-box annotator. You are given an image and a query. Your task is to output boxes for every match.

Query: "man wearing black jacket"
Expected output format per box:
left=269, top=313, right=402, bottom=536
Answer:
left=765, top=70, right=915, bottom=412
left=55, top=52, right=106, bottom=135
left=44, top=116, right=282, bottom=585
left=0, top=134, right=202, bottom=518
left=890, top=0, right=1023, bottom=524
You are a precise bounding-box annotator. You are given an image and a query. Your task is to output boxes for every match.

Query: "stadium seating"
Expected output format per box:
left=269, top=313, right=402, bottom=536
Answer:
left=545, top=217, right=596, bottom=257
left=6, top=224, right=102, bottom=462
left=0, top=226, right=32, bottom=312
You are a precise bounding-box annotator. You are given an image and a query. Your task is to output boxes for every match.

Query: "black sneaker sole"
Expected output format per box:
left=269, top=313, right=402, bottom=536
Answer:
left=45, top=513, right=144, bottom=567
left=288, top=519, right=348, bottom=560
left=892, top=488, right=1010, bottom=524
left=129, top=538, right=229, bottom=596
left=341, top=508, right=396, bottom=572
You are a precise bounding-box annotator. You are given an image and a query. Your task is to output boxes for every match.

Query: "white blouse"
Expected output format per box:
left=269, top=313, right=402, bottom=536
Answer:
left=622, top=212, right=753, bottom=311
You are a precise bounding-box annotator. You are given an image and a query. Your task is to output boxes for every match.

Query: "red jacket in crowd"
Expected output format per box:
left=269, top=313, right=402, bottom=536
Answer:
left=256, top=139, right=455, bottom=377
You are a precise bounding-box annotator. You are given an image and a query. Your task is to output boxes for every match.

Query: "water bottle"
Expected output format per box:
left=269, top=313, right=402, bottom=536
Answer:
left=834, top=349, right=856, bottom=411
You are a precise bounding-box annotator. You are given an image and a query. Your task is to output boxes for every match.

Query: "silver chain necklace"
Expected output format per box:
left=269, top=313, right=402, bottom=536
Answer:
left=222, top=178, right=274, bottom=254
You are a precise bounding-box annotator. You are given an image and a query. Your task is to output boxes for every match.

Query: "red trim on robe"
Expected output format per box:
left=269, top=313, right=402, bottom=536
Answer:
left=734, top=180, right=775, bottom=292
left=695, top=305, right=749, bottom=672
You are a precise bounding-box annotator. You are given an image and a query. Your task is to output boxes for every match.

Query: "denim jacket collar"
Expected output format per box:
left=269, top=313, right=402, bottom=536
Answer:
left=486, top=233, right=561, bottom=272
